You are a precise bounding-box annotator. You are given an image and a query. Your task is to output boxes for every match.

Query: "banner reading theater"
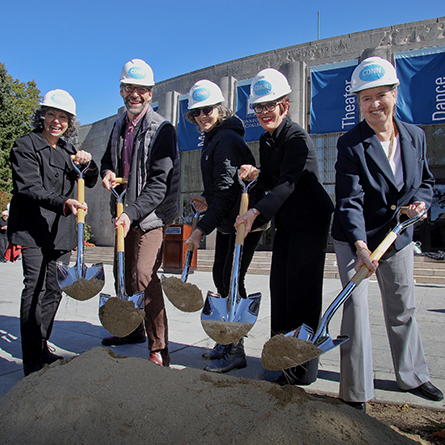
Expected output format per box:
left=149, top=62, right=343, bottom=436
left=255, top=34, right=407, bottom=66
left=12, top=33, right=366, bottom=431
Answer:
left=310, top=60, right=359, bottom=134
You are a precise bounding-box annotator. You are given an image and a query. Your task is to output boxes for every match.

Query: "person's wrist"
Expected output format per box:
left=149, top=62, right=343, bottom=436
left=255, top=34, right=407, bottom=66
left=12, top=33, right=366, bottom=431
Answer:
left=249, top=208, right=259, bottom=218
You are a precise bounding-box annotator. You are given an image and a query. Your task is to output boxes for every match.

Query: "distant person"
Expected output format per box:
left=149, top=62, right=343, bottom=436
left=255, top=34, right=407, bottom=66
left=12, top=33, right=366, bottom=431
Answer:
left=185, top=80, right=265, bottom=373
left=236, top=68, right=334, bottom=385
left=332, top=56, right=443, bottom=411
left=0, top=210, right=8, bottom=262
left=100, top=59, right=180, bottom=367
left=8, top=89, right=98, bottom=376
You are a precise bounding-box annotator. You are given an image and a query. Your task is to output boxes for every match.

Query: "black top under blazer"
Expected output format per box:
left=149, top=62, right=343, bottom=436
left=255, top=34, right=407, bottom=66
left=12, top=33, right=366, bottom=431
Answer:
left=332, top=118, right=435, bottom=252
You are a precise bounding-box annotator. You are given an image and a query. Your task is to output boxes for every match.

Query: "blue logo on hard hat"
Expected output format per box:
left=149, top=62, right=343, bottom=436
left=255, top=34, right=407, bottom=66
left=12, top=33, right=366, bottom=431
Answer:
left=192, top=88, right=211, bottom=102
left=128, top=67, right=147, bottom=79
left=253, top=80, right=272, bottom=96
left=359, top=64, right=385, bottom=82
left=51, top=93, right=70, bottom=106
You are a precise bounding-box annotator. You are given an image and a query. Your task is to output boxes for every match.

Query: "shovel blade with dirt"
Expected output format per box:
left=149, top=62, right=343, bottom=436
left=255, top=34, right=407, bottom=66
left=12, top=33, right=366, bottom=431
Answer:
left=161, top=202, right=206, bottom=312
left=57, top=158, right=105, bottom=301
left=99, top=178, right=145, bottom=337
left=261, top=207, right=427, bottom=371
left=201, top=171, right=261, bottom=344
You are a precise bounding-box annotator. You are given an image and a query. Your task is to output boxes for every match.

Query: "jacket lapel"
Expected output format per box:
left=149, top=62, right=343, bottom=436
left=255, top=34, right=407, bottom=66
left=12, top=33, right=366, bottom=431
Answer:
left=361, top=121, right=397, bottom=189
left=395, top=118, right=415, bottom=194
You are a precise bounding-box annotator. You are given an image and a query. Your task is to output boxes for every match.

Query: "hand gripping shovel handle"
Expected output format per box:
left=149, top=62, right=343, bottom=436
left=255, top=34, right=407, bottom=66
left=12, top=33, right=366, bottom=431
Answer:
left=312, top=206, right=427, bottom=346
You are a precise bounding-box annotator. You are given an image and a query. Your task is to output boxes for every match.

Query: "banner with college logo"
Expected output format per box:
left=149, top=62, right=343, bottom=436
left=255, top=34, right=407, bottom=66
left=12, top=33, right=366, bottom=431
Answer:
left=236, top=79, right=264, bottom=143
left=310, top=59, right=359, bottom=135
left=177, top=95, right=203, bottom=152
left=395, top=46, right=445, bottom=125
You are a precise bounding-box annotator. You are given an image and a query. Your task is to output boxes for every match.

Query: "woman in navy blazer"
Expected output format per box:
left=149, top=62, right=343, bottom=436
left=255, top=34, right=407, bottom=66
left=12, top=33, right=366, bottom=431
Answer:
left=332, top=57, right=442, bottom=410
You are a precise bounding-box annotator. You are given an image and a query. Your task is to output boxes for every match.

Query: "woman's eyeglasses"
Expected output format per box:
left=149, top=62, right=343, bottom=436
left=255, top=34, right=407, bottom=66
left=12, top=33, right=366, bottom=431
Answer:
left=191, top=106, right=215, bottom=117
left=251, top=102, right=283, bottom=114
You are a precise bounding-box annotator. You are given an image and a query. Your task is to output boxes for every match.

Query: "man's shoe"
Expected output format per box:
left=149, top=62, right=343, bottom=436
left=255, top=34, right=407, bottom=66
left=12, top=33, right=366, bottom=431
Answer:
left=149, top=347, right=170, bottom=367
left=344, top=401, right=367, bottom=412
left=273, top=358, right=318, bottom=386
left=415, top=382, right=444, bottom=401
left=204, top=339, right=247, bottom=373
left=202, top=343, right=227, bottom=360
left=102, top=333, right=146, bottom=346
left=23, top=360, right=44, bottom=377
left=41, top=342, right=63, bottom=364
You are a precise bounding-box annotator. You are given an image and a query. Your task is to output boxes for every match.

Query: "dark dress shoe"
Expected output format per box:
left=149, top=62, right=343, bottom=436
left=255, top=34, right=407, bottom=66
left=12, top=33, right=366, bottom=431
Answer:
left=202, top=343, right=228, bottom=360
left=415, top=382, right=444, bottom=401
left=204, top=340, right=247, bottom=373
left=42, top=343, right=63, bottom=364
left=102, top=333, right=146, bottom=346
left=344, top=400, right=367, bottom=412
left=23, top=361, right=44, bottom=377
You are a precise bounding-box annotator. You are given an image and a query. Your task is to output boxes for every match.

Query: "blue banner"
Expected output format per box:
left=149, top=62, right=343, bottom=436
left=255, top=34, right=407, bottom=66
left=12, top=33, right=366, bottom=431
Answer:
left=310, top=60, right=359, bottom=134
left=177, top=97, right=203, bottom=152
left=395, top=46, right=445, bottom=125
left=236, top=81, right=264, bottom=142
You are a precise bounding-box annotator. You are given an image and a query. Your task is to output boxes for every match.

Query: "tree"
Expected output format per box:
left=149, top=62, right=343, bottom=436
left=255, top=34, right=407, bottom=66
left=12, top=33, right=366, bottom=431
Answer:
left=0, top=63, right=41, bottom=192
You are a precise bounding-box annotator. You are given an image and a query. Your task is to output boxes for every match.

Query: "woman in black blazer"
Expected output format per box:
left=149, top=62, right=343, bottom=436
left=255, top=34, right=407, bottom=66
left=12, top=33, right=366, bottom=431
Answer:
left=236, top=68, right=334, bottom=385
left=8, top=90, right=98, bottom=376
left=331, top=57, right=442, bottom=410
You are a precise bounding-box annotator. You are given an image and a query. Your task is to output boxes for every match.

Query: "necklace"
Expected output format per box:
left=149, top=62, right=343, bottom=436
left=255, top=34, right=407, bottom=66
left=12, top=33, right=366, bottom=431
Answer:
left=387, top=125, right=395, bottom=161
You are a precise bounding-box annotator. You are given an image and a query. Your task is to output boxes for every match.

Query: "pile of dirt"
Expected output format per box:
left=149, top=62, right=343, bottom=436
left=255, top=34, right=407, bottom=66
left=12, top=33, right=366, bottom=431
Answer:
left=0, top=347, right=426, bottom=444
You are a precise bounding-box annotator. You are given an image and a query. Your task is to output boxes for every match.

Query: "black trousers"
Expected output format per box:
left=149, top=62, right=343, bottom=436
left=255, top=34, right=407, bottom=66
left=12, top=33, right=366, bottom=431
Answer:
left=270, top=216, right=331, bottom=337
left=20, top=247, right=70, bottom=364
left=212, top=230, right=263, bottom=299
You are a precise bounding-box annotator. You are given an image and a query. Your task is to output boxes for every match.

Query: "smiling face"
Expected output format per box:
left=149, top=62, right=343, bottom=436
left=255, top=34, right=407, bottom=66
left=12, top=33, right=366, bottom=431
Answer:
left=357, top=86, right=397, bottom=131
left=254, top=100, right=288, bottom=134
left=194, top=106, right=219, bottom=133
left=42, top=108, right=69, bottom=145
left=120, top=84, right=152, bottom=119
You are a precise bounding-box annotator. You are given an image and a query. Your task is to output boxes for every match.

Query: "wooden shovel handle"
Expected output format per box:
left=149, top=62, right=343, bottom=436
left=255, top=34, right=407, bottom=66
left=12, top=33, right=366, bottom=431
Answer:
left=115, top=178, right=127, bottom=253
left=235, top=192, right=249, bottom=245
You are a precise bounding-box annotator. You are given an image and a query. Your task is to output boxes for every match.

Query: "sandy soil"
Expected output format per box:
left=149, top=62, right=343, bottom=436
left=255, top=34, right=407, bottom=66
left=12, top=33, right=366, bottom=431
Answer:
left=1, top=347, right=442, bottom=444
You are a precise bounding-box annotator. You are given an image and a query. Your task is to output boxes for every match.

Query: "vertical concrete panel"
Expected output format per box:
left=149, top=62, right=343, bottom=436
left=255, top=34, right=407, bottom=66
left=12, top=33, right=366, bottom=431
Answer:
left=280, top=61, right=308, bottom=129
left=158, top=91, right=180, bottom=126
left=219, top=76, right=237, bottom=111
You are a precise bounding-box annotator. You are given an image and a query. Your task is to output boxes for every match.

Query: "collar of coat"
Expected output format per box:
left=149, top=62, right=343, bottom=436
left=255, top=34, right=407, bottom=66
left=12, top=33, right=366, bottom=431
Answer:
left=360, top=117, right=417, bottom=193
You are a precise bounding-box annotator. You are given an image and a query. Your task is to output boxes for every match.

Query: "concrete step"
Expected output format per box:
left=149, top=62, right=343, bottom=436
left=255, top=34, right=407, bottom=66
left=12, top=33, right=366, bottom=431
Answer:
left=82, top=247, right=445, bottom=284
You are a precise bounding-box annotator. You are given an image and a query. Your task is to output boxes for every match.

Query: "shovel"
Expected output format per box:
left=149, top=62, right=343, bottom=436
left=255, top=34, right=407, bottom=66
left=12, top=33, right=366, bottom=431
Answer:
left=261, top=207, right=427, bottom=370
left=57, top=157, right=105, bottom=301
left=161, top=201, right=206, bottom=312
left=201, top=171, right=262, bottom=345
left=99, top=178, right=145, bottom=338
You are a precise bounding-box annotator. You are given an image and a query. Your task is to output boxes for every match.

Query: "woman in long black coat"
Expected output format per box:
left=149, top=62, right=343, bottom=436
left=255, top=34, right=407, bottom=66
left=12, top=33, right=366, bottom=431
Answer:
left=236, top=69, right=334, bottom=385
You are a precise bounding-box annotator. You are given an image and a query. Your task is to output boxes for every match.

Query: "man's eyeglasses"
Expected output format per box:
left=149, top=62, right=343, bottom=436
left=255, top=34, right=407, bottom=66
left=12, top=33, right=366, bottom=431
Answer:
left=190, top=106, right=215, bottom=117
left=251, top=102, right=283, bottom=114
left=123, top=85, right=151, bottom=95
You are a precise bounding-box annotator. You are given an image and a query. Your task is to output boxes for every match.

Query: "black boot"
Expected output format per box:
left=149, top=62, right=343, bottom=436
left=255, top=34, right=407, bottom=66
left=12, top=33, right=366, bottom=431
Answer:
left=273, top=357, right=319, bottom=386
left=203, top=339, right=247, bottom=373
left=202, top=343, right=227, bottom=360
left=41, top=342, right=63, bottom=364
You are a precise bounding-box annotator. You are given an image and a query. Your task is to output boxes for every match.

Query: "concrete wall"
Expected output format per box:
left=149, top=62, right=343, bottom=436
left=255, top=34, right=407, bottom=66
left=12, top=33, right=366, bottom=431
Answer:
left=78, top=16, right=445, bottom=246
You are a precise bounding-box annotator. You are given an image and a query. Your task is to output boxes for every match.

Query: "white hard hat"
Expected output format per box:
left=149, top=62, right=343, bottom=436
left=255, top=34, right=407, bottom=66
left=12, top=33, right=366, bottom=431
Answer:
left=188, top=80, right=225, bottom=109
left=41, top=89, right=76, bottom=116
left=350, top=57, right=400, bottom=94
left=120, top=59, right=155, bottom=86
left=249, top=68, right=292, bottom=105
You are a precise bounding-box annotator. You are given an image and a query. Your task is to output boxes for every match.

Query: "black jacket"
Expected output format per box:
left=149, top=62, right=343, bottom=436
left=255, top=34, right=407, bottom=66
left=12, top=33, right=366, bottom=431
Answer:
left=197, top=116, right=264, bottom=235
left=254, top=115, right=334, bottom=232
left=8, top=130, right=98, bottom=250
left=332, top=118, right=434, bottom=251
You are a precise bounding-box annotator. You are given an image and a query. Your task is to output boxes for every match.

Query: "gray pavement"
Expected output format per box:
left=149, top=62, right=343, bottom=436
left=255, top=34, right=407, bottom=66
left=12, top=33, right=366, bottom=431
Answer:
left=1, top=260, right=444, bottom=410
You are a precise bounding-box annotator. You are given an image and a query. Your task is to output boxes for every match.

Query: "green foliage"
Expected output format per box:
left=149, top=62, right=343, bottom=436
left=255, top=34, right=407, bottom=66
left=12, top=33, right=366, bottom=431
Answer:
left=84, top=222, right=94, bottom=244
left=0, top=190, right=12, bottom=212
left=0, top=63, right=41, bottom=193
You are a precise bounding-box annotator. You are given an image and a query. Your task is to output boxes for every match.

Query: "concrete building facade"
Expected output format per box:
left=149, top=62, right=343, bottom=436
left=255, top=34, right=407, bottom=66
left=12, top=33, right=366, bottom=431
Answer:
left=77, top=16, right=445, bottom=251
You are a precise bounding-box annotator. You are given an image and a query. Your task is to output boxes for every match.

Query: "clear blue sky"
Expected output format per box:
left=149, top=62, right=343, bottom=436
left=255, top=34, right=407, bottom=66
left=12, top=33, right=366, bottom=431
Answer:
left=1, top=1, right=443, bottom=125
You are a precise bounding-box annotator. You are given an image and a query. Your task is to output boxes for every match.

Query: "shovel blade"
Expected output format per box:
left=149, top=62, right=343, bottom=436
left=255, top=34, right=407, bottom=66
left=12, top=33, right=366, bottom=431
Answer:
left=57, top=261, right=105, bottom=301
left=201, top=291, right=261, bottom=344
